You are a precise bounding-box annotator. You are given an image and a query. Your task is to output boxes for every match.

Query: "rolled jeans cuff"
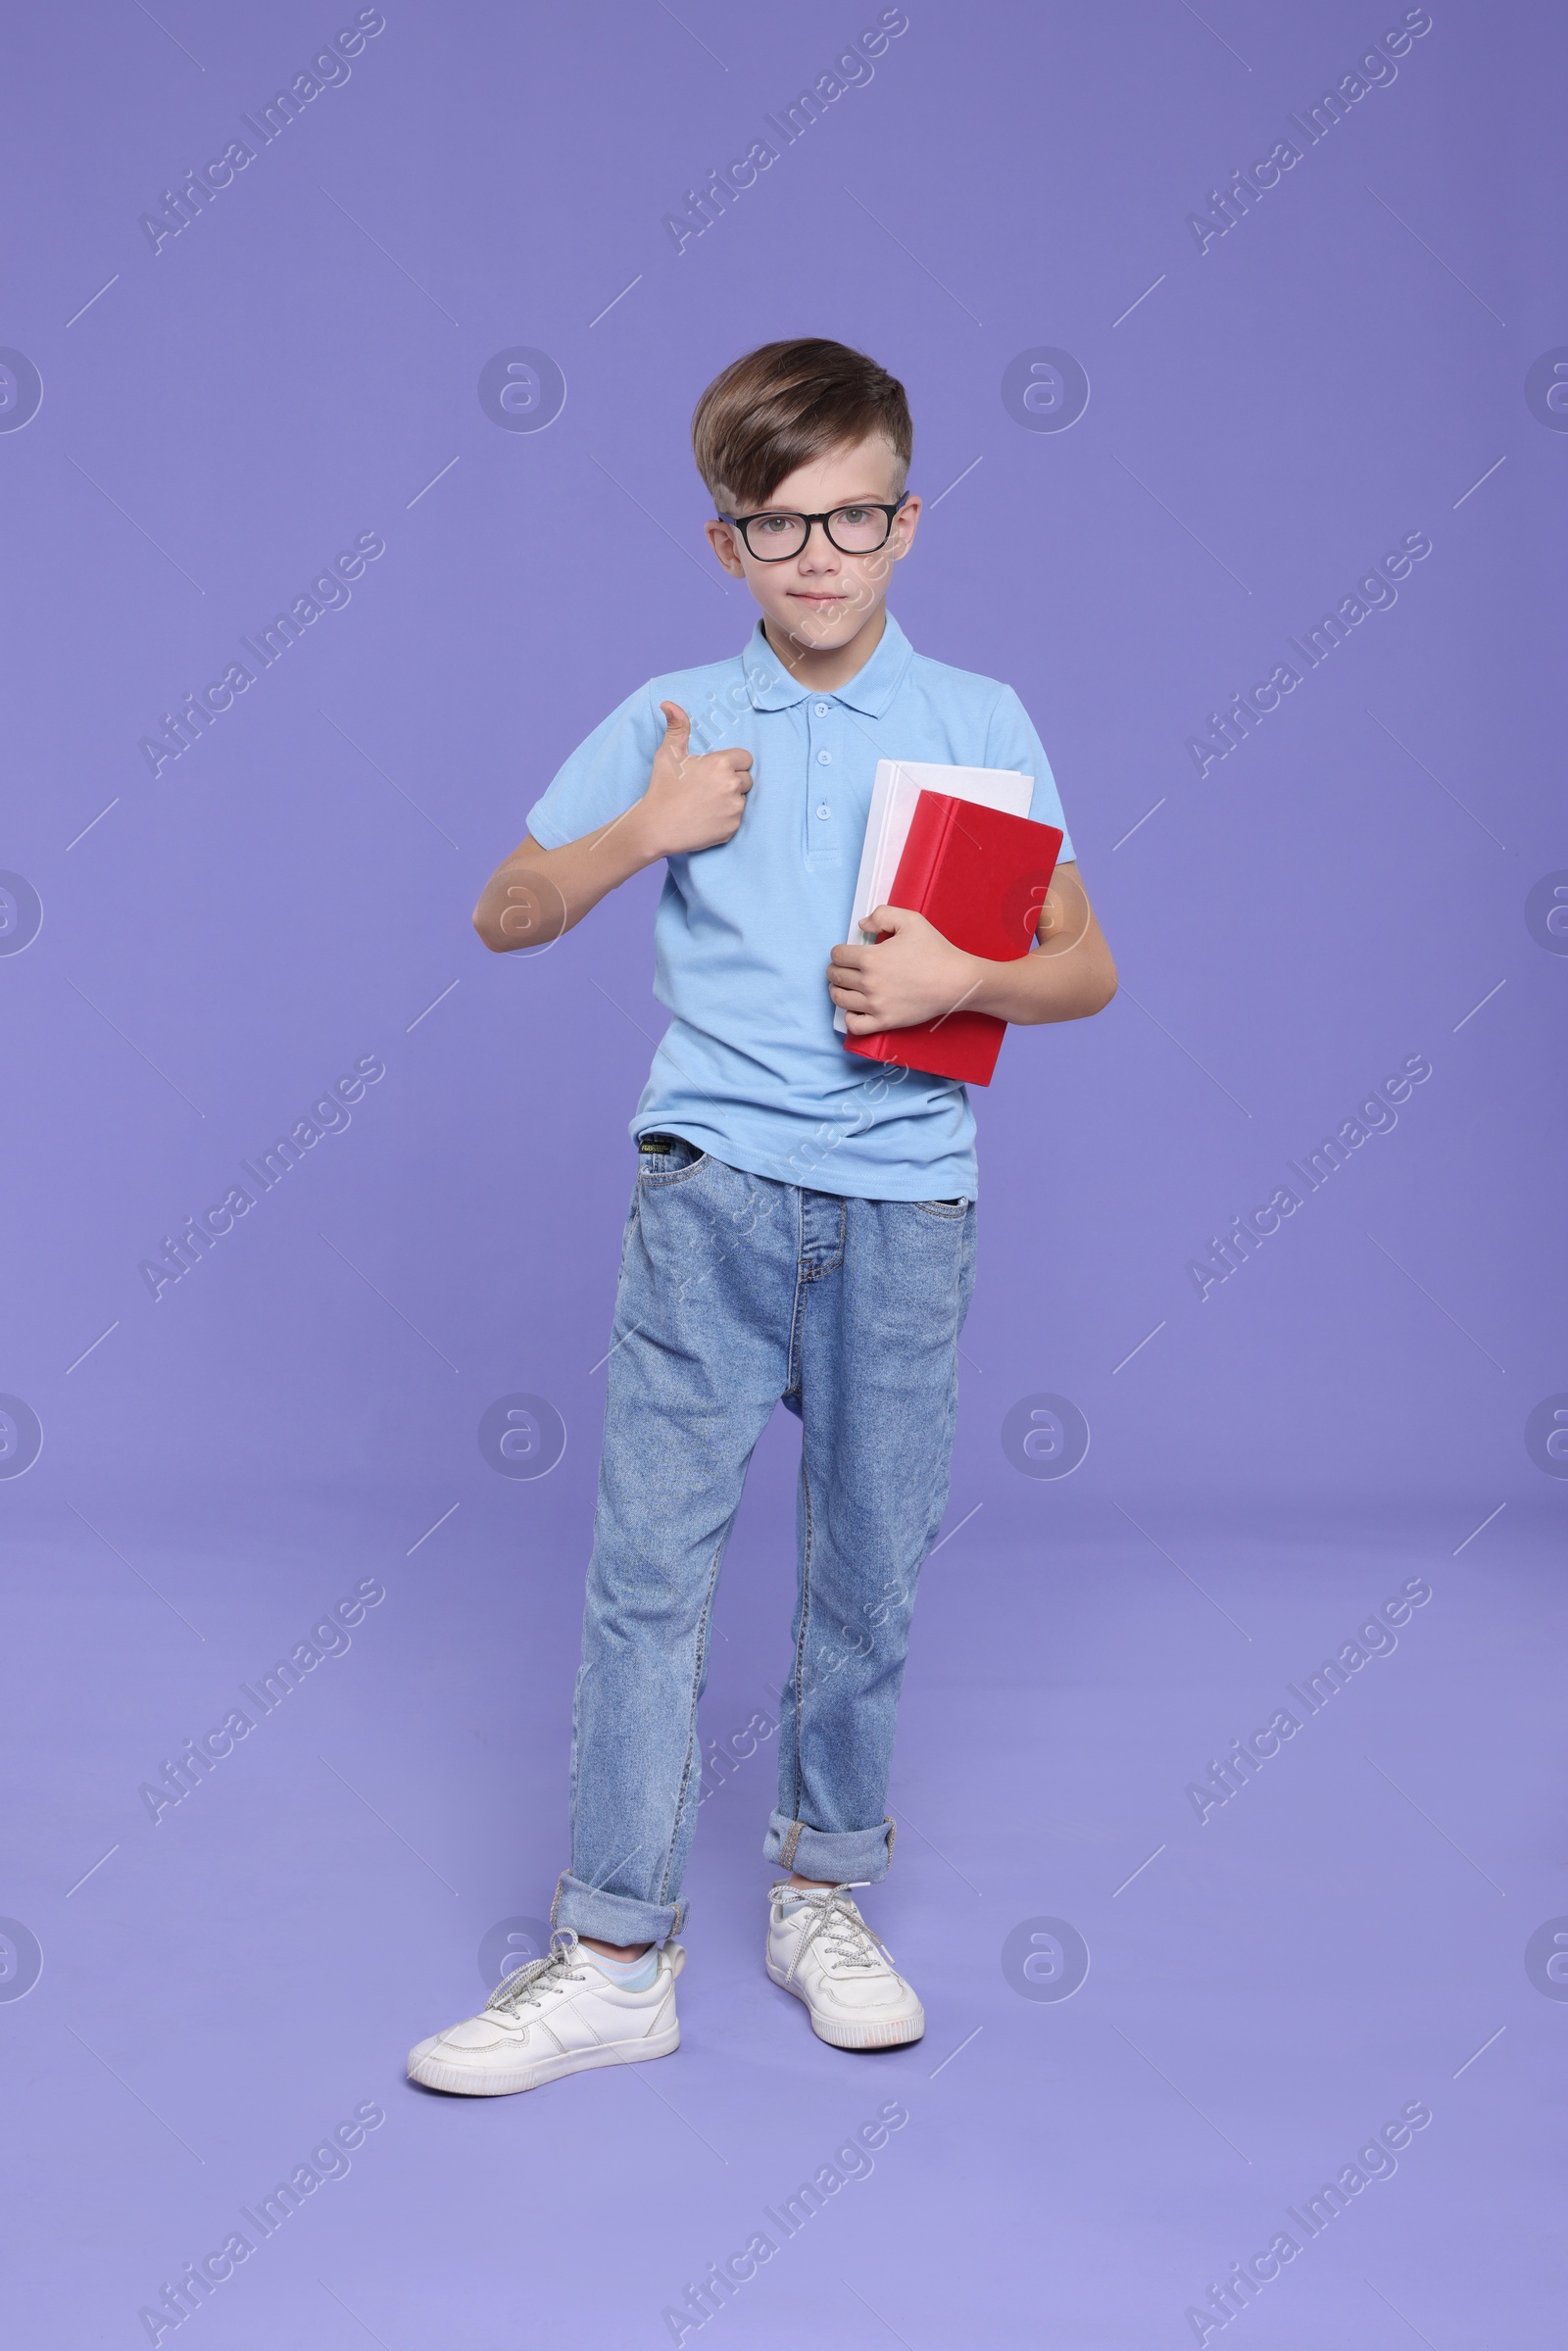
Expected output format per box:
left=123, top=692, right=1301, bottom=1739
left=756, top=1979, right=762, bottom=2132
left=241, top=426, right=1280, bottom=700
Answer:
left=551, top=1872, right=684, bottom=1949
left=762, top=1811, right=896, bottom=1885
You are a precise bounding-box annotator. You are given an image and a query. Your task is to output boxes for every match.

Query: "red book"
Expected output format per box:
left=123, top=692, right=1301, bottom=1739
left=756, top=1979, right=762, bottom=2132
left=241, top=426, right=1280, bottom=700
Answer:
left=843, top=790, right=1063, bottom=1086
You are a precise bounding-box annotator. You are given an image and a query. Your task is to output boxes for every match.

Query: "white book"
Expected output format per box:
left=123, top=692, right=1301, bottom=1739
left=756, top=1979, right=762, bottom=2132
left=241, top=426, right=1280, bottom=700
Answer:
left=833, top=759, right=1033, bottom=1032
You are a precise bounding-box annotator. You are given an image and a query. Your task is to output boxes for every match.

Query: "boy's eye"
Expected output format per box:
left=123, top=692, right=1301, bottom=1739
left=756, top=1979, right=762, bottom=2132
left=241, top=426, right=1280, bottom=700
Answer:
left=755, top=514, right=795, bottom=536
left=835, top=507, right=871, bottom=525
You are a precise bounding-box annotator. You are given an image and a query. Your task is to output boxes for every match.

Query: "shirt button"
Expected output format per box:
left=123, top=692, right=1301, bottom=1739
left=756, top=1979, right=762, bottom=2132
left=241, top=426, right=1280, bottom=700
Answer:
left=816, top=749, right=832, bottom=765
left=816, top=802, right=831, bottom=819
left=813, top=702, right=830, bottom=717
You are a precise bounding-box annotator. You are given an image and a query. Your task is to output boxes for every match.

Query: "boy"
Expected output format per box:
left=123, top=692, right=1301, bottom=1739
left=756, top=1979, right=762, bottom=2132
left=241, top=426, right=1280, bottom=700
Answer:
left=409, top=339, right=1115, bottom=2096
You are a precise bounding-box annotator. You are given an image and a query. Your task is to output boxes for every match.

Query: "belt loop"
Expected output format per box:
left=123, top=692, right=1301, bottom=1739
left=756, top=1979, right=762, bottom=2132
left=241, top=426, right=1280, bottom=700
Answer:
left=780, top=1821, right=803, bottom=1868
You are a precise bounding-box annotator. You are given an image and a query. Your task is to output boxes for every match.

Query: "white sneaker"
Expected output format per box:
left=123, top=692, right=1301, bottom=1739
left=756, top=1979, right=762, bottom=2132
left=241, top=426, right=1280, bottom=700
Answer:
left=407, top=1932, right=683, bottom=2096
left=766, top=1883, right=924, bottom=2050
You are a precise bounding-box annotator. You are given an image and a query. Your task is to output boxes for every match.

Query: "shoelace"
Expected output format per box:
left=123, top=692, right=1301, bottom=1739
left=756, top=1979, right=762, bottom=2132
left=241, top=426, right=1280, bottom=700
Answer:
left=485, top=1930, right=586, bottom=2014
left=771, top=1883, right=899, bottom=1988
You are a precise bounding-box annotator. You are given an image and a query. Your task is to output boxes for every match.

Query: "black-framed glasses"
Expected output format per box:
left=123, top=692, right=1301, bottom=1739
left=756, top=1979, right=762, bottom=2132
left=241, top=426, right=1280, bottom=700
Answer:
left=719, top=493, right=909, bottom=562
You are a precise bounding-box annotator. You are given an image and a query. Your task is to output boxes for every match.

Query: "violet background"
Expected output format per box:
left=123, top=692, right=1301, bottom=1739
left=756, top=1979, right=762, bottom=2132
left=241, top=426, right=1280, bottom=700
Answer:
left=1, top=2, right=1563, bottom=2344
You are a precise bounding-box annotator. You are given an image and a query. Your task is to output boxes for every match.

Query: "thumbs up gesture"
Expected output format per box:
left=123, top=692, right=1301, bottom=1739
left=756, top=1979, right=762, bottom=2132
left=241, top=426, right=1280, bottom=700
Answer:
left=639, top=702, right=755, bottom=857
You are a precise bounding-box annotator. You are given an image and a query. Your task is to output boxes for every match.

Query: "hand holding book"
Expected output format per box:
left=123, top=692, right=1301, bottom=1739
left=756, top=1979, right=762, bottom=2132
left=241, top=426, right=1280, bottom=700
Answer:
left=828, top=900, right=989, bottom=1028
left=829, top=785, right=1064, bottom=1085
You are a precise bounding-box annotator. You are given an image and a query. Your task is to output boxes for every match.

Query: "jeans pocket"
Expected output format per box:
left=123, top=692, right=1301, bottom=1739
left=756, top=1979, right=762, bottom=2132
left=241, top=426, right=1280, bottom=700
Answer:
left=914, top=1196, right=970, bottom=1219
left=637, top=1134, right=711, bottom=1187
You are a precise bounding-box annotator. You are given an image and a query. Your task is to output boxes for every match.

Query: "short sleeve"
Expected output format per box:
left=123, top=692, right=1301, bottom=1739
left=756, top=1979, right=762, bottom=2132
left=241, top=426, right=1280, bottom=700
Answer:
left=524, top=681, right=663, bottom=851
left=984, top=684, right=1076, bottom=863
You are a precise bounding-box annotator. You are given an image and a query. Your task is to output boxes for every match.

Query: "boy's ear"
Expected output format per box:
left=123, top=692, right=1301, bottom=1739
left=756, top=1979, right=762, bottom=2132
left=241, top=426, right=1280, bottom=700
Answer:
left=705, top=514, right=748, bottom=578
left=889, top=488, right=921, bottom=560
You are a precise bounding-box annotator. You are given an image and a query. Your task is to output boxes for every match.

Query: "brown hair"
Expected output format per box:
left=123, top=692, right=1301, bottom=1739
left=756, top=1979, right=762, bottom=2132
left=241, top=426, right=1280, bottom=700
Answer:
left=691, top=338, right=912, bottom=511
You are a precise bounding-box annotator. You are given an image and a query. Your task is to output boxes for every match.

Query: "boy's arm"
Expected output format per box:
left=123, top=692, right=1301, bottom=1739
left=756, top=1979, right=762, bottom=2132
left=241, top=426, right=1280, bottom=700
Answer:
left=826, top=861, right=1117, bottom=1031
left=472, top=702, right=753, bottom=952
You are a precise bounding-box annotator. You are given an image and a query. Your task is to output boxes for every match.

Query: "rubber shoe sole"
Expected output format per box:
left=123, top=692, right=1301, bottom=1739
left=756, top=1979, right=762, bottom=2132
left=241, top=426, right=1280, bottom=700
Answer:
left=766, top=1959, right=924, bottom=2049
left=407, top=2020, right=679, bottom=2096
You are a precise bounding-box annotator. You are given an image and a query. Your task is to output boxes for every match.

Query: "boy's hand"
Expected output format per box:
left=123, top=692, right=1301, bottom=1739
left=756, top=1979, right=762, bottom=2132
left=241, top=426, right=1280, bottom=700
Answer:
left=638, top=701, right=754, bottom=857
left=827, top=906, right=982, bottom=1034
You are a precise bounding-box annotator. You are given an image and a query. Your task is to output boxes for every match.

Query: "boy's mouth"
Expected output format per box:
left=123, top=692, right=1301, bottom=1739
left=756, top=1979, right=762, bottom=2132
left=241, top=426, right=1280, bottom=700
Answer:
left=789, top=590, right=850, bottom=606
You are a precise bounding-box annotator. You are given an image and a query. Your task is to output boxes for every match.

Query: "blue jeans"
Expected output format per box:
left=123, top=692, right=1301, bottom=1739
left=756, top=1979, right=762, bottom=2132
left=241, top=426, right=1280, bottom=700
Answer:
left=552, top=1138, right=977, bottom=1947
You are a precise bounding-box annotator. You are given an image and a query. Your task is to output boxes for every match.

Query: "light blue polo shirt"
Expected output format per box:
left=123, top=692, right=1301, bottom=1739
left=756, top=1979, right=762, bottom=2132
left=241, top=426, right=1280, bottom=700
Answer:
left=525, top=610, right=1075, bottom=1201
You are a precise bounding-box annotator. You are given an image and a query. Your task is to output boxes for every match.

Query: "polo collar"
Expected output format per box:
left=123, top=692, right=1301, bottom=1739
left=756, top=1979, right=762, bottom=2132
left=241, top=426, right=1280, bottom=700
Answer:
left=743, top=610, right=915, bottom=718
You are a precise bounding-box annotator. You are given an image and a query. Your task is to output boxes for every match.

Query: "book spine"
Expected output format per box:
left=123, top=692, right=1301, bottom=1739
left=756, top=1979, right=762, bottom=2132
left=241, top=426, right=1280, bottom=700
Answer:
left=859, top=769, right=897, bottom=929
left=892, top=794, right=956, bottom=913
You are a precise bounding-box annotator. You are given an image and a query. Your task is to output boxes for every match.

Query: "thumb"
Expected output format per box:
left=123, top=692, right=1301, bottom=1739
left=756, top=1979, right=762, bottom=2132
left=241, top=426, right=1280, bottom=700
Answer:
left=860, top=902, right=916, bottom=937
left=658, top=700, right=692, bottom=758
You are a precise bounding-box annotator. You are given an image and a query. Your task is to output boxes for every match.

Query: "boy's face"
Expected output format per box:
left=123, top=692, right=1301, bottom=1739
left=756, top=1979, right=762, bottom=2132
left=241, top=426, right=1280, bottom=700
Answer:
left=705, top=435, right=920, bottom=659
